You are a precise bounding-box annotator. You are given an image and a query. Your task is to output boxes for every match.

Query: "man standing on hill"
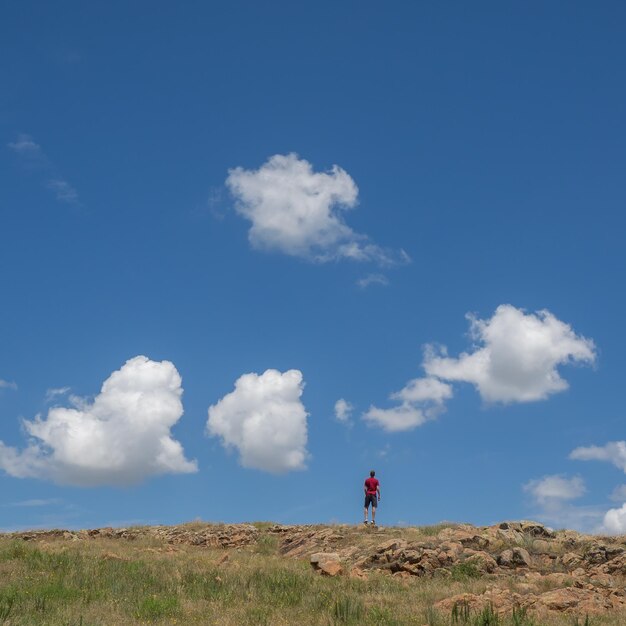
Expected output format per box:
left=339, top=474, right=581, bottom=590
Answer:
left=363, top=470, right=381, bottom=526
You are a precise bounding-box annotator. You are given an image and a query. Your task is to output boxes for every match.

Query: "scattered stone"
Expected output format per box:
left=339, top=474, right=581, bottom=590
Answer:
left=310, top=552, right=343, bottom=576
left=464, top=551, right=498, bottom=573
left=318, top=560, right=343, bottom=576
left=4, top=519, right=626, bottom=618
left=498, top=547, right=532, bottom=568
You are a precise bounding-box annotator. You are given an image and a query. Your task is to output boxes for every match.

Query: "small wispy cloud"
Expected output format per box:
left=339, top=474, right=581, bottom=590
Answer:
left=46, top=179, right=79, bottom=204
left=334, top=398, right=353, bottom=424
left=7, top=133, right=80, bottom=205
left=5, top=498, right=62, bottom=508
left=571, top=441, right=626, bottom=473
left=45, top=387, right=71, bottom=402
left=610, top=484, right=626, bottom=502
left=522, top=474, right=603, bottom=532
left=363, top=377, right=453, bottom=432
left=7, top=134, right=46, bottom=162
left=0, top=380, right=17, bottom=391
left=523, top=474, right=586, bottom=504
left=357, top=273, right=389, bottom=289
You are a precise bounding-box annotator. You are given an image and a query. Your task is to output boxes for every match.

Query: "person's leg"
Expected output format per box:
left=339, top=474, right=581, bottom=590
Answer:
left=364, top=495, right=371, bottom=523
left=372, top=506, right=376, bottom=524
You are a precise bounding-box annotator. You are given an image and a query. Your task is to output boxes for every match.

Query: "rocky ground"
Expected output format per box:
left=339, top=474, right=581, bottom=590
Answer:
left=5, top=520, right=626, bottom=621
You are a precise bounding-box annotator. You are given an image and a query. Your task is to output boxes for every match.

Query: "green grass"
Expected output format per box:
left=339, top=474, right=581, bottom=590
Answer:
left=449, top=561, right=482, bottom=581
left=134, top=595, right=179, bottom=621
left=254, top=532, right=279, bottom=555
left=0, top=534, right=621, bottom=625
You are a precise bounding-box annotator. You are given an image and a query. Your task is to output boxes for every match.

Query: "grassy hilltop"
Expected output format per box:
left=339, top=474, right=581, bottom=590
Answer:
left=0, top=521, right=625, bottom=625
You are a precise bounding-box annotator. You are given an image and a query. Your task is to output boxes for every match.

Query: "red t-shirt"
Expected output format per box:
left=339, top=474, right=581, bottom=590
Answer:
left=364, top=477, right=379, bottom=494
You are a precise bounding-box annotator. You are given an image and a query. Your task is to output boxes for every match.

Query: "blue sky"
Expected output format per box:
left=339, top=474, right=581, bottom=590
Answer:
left=1, top=1, right=626, bottom=533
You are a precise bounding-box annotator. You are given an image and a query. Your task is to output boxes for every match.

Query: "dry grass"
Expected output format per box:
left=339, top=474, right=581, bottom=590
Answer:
left=0, top=529, right=625, bottom=625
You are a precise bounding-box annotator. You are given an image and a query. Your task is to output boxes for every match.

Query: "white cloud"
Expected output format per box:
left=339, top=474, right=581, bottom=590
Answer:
left=7, top=133, right=44, bottom=160
left=45, top=387, right=71, bottom=402
left=390, top=377, right=453, bottom=404
left=6, top=499, right=62, bottom=508
left=0, top=380, right=17, bottom=391
left=524, top=474, right=586, bottom=504
left=226, top=153, right=407, bottom=265
left=570, top=441, right=626, bottom=473
left=424, top=305, right=596, bottom=403
left=357, top=273, right=389, bottom=289
left=602, top=503, right=626, bottom=535
left=522, top=474, right=603, bottom=532
left=7, top=133, right=79, bottom=204
left=363, top=377, right=453, bottom=432
left=0, top=356, right=197, bottom=486
left=610, top=485, right=626, bottom=502
left=530, top=503, right=603, bottom=533
left=334, top=398, right=353, bottom=423
left=46, top=179, right=78, bottom=204
left=207, top=369, right=309, bottom=473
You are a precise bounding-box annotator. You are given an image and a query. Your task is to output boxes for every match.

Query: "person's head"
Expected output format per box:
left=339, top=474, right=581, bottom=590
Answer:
left=370, top=470, right=375, bottom=477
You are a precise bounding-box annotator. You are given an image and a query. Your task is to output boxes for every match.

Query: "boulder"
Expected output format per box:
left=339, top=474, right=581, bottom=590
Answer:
left=535, top=587, right=616, bottom=615
left=319, top=560, right=343, bottom=576
left=464, top=551, right=498, bottom=574
left=560, top=552, right=582, bottom=569
left=520, top=521, right=555, bottom=538
left=436, top=588, right=528, bottom=616
left=498, top=547, right=532, bottom=568
left=531, top=539, right=552, bottom=553
left=310, top=552, right=343, bottom=576
left=376, top=539, right=406, bottom=552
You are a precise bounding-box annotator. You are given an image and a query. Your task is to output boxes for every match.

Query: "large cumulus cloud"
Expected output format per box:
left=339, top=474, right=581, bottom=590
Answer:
left=0, top=356, right=197, bottom=486
left=424, top=305, right=596, bottom=403
left=226, top=153, right=407, bottom=265
left=207, top=369, right=309, bottom=473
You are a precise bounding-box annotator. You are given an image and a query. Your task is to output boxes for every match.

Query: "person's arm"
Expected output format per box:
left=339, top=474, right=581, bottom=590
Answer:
left=364, top=480, right=368, bottom=495
left=377, top=484, right=381, bottom=500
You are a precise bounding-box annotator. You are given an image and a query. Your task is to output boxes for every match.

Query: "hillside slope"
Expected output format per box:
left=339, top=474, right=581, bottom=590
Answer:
left=1, top=520, right=625, bottom=625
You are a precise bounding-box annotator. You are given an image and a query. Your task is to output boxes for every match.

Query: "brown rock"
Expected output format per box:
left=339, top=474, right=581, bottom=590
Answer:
left=542, top=573, right=571, bottom=586
left=400, top=562, right=423, bottom=576
left=319, top=560, right=343, bottom=576
left=589, top=572, right=614, bottom=587
left=531, top=539, right=551, bottom=553
left=435, top=588, right=528, bottom=616
left=310, top=551, right=340, bottom=566
left=310, top=552, right=342, bottom=576
left=603, top=554, right=626, bottom=575
left=464, top=551, right=498, bottom=574
left=584, top=542, right=625, bottom=565
left=498, top=547, right=532, bottom=568
left=439, top=541, right=464, bottom=562
left=520, top=521, right=555, bottom=538
left=560, top=552, right=582, bottom=569
left=496, top=528, right=525, bottom=544
left=535, top=587, right=615, bottom=615
left=376, top=539, right=406, bottom=552
left=349, top=567, right=367, bottom=580
left=400, top=549, right=424, bottom=564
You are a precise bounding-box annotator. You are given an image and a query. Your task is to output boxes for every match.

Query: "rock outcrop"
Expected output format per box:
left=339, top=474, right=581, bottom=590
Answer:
left=4, top=519, right=626, bottom=619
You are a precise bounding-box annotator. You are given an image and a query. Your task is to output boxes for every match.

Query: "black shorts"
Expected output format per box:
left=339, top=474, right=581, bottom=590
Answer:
left=364, top=494, right=377, bottom=509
